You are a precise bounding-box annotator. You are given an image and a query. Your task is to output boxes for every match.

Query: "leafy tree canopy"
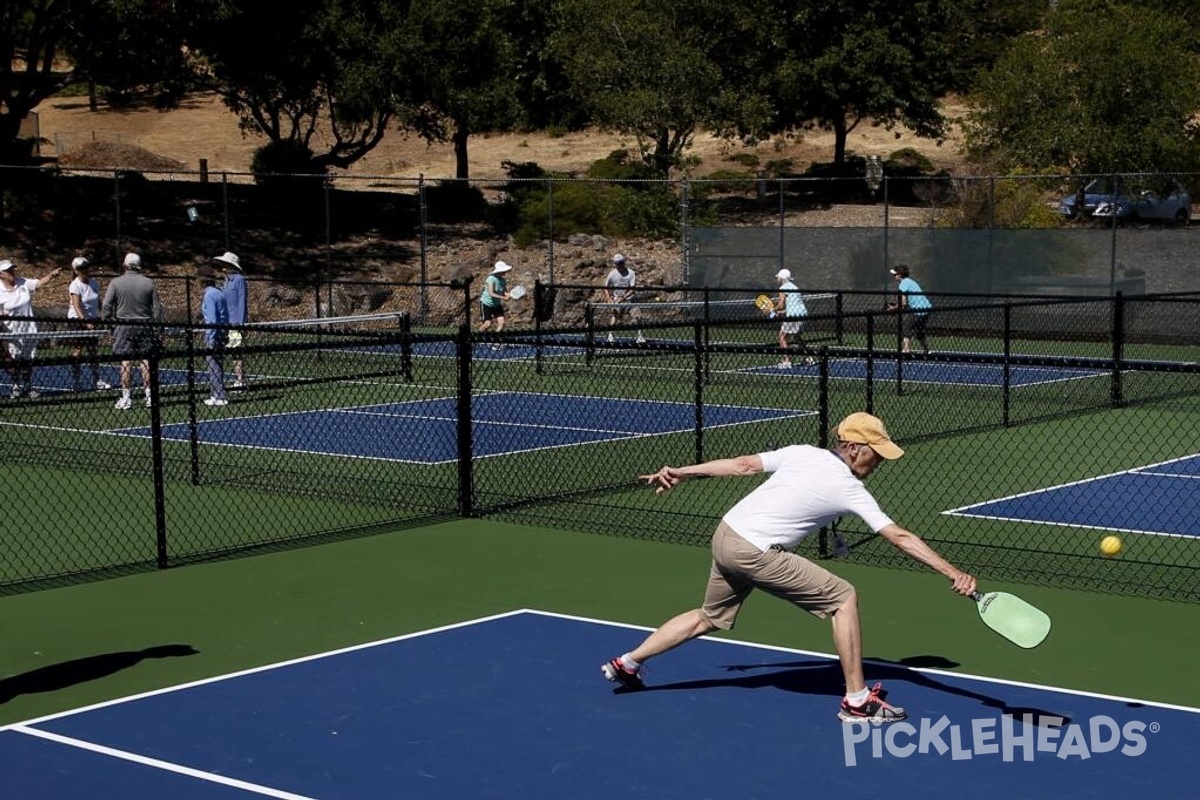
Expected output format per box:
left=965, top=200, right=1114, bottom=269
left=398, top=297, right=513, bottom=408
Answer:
left=963, top=0, right=1200, bottom=175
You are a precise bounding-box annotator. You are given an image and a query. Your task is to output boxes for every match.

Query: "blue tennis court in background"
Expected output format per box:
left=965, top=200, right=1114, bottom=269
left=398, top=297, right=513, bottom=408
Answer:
left=946, top=455, right=1200, bottom=538
left=3, top=610, right=1195, bottom=799
left=741, top=356, right=1108, bottom=388
left=115, top=392, right=809, bottom=464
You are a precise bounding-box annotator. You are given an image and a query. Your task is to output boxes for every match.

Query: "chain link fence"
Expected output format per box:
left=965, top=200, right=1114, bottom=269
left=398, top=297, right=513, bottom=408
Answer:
left=2, top=294, right=1196, bottom=600
left=3, top=167, right=1198, bottom=301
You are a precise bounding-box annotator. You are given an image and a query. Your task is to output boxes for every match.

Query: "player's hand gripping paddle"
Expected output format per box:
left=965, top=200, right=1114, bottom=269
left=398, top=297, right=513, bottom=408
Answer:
left=509, top=285, right=527, bottom=300
left=971, top=591, right=1051, bottom=648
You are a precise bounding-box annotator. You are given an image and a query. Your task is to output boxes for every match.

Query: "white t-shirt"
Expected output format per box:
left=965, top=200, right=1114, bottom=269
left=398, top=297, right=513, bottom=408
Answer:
left=0, top=277, right=43, bottom=336
left=722, top=445, right=894, bottom=551
left=606, top=267, right=635, bottom=302
left=68, top=277, right=101, bottom=319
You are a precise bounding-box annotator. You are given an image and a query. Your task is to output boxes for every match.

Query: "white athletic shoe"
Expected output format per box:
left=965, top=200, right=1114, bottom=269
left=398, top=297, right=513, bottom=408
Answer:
left=143, top=395, right=153, bottom=408
left=203, top=397, right=228, bottom=407
left=95, top=379, right=112, bottom=390
left=115, top=396, right=133, bottom=410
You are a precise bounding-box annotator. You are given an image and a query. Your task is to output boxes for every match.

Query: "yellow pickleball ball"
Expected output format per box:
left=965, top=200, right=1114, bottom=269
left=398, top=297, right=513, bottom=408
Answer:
left=1100, top=535, right=1123, bottom=557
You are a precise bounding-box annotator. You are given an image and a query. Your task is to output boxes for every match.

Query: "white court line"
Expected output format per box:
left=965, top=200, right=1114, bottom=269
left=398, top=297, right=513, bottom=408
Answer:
left=5, top=609, right=528, bottom=731
left=11, top=727, right=318, bottom=800
left=105, top=391, right=814, bottom=466
left=942, top=453, right=1200, bottom=539
left=5, top=607, right=1197, bottom=795
left=944, top=453, right=1200, bottom=514
left=522, top=609, right=1200, bottom=715
left=9, top=607, right=1197, bottom=735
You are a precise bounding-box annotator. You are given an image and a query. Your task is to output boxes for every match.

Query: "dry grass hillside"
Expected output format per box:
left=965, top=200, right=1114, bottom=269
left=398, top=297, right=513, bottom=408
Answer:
left=22, top=92, right=970, bottom=321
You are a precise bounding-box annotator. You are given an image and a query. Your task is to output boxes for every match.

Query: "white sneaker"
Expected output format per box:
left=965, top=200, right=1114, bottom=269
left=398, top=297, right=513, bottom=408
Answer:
left=203, top=397, right=228, bottom=407
left=95, top=379, right=112, bottom=390
left=26, top=390, right=39, bottom=399
left=635, top=333, right=646, bottom=344
left=232, top=380, right=244, bottom=389
left=777, top=361, right=792, bottom=369
left=144, top=395, right=153, bottom=408
left=115, top=396, right=133, bottom=410
left=9, top=385, right=19, bottom=399
left=606, top=333, right=615, bottom=344
left=804, top=357, right=816, bottom=366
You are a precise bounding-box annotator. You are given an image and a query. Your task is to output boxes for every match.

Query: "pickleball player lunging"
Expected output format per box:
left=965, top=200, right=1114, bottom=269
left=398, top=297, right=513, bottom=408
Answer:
left=601, top=412, right=978, bottom=723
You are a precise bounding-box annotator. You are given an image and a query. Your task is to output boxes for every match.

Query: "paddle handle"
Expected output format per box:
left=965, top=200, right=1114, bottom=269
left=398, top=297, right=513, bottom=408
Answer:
left=969, top=591, right=984, bottom=602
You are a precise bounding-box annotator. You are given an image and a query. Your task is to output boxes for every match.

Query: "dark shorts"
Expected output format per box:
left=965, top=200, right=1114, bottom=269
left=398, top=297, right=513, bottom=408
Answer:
left=112, top=324, right=160, bottom=358
left=481, top=302, right=505, bottom=321
left=904, top=312, right=930, bottom=339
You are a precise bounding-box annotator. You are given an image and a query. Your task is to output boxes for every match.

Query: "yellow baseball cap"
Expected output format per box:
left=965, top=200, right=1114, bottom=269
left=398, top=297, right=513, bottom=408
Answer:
left=836, top=412, right=904, bottom=460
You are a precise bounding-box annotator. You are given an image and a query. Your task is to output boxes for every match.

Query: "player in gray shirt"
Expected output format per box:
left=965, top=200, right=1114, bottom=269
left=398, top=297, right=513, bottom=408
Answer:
left=101, top=252, right=163, bottom=409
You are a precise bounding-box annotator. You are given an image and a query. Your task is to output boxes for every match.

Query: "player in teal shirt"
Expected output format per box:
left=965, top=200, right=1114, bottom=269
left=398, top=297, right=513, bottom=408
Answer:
left=888, top=264, right=932, bottom=354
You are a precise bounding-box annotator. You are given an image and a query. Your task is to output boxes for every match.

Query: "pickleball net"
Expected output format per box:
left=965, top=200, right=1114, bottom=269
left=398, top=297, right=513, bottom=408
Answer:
left=585, top=293, right=842, bottom=346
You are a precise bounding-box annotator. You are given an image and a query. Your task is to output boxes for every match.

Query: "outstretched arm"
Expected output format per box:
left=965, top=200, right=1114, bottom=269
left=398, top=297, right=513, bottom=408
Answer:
left=641, top=455, right=763, bottom=494
left=878, top=523, right=976, bottom=595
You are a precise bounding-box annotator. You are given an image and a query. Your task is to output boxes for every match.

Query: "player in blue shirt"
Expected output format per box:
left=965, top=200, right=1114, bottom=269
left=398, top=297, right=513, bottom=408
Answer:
left=888, top=264, right=932, bottom=354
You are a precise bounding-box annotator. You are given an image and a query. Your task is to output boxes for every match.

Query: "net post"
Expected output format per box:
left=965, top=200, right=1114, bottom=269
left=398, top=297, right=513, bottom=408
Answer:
left=1111, top=291, right=1124, bottom=407
left=399, top=312, right=414, bottom=382
left=184, top=279, right=200, bottom=485
left=694, top=322, right=704, bottom=464
left=148, top=350, right=169, bottom=568
left=1002, top=302, right=1012, bottom=427
left=456, top=323, right=475, bottom=517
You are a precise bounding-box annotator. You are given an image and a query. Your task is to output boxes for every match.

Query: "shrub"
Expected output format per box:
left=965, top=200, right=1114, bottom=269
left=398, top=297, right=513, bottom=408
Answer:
left=424, top=179, right=487, bottom=222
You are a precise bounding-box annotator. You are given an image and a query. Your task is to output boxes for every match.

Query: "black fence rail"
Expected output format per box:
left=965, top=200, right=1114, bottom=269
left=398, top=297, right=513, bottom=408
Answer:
left=1, top=297, right=1197, bottom=601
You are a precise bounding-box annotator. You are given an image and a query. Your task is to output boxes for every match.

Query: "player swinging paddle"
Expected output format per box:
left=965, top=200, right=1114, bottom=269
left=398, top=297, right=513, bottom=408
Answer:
left=601, top=412, right=978, bottom=723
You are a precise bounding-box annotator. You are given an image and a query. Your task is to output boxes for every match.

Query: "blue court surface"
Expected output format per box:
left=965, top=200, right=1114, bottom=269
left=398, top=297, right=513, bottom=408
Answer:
left=740, top=357, right=1106, bottom=388
left=945, top=455, right=1200, bottom=538
left=3, top=610, right=1196, bottom=800
left=114, top=392, right=809, bottom=464
left=15, top=365, right=193, bottom=397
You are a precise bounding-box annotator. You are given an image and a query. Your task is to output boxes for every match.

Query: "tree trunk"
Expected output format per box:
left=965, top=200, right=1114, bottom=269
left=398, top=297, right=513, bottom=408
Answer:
left=832, top=117, right=848, bottom=166
left=453, top=120, right=470, bottom=180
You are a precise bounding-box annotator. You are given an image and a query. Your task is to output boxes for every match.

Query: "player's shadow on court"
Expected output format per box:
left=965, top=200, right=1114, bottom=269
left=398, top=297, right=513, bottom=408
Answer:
left=640, top=655, right=1070, bottom=727
left=0, top=644, right=198, bottom=704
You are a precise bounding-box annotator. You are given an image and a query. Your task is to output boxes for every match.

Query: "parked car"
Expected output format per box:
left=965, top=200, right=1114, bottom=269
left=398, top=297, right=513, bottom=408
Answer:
left=1059, top=178, right=1192, bottom=223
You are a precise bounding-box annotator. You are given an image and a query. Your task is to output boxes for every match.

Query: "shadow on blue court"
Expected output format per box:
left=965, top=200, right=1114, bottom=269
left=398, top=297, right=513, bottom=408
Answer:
left=946, top=455, right=1200, bottom=538
left=114, top=392, right=810, bottom=464
left=741, top=357, right=1106, bottom=388
left=4, top=611, right=1195, bottom=800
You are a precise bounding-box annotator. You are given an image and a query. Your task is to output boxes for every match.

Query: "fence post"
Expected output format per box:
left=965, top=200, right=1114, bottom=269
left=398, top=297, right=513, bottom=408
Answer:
left=547, top=178, right=555, bottom=284
left=865, top=314, right=875, bottom=413
left=1111, top=292, right=1125, bottom=407
left=456, top=323, right=474, bottom=517
left=1002, top=302, right=1012, bottom=427
left=694, top=322, right=704, bottom=464
left=113, top=169, right=122, bottom=254
left=534, top=278, right=544, bottom=376
left=184, top=278, right=201, bottom=484
left=419, top=175, right=429, bottom=324
left=817, top=346, right=830, bottom=558
left=148, top=351, right=169, bottom=568
left=680, top=178, right=691, bottom=284
left=221, top=172, right=230, bottom=251
left=400, top=312, right=414, bottom=382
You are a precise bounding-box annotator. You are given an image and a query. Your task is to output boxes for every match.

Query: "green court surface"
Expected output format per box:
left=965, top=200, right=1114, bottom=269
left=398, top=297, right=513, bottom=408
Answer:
left=3, top=519, right=1199, bottom=727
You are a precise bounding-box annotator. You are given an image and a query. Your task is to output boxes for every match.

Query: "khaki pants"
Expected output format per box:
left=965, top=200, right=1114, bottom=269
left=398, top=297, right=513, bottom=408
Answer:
left=701, top=522, right=854, bottom=628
